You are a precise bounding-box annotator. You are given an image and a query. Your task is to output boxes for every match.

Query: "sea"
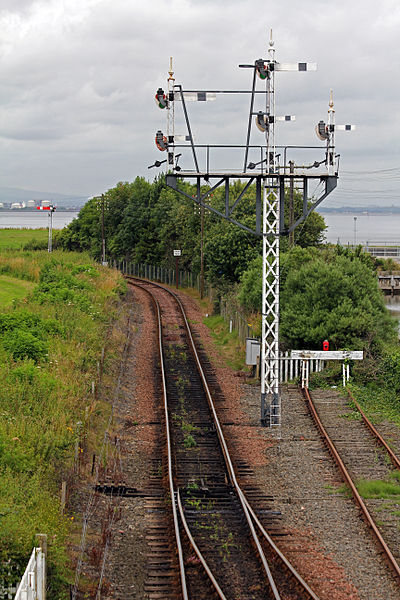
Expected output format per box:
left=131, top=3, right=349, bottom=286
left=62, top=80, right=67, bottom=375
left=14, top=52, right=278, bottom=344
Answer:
left=0, top=210, right=79, bottom=229
left=1, top=209, right=399, bottom=246
left=322, top=212, right=400, bottom=246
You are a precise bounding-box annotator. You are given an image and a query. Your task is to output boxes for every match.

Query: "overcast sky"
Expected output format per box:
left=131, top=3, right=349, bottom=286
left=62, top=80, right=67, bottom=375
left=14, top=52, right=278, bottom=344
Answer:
left=0, top=0, right=399, bottom=207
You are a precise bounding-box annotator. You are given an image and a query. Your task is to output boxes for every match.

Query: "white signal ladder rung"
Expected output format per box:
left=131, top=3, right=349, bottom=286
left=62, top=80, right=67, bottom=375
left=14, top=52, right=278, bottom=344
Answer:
left=275, top=62, right=317, bottom=71
left=174, top=92, right=216, bottom=102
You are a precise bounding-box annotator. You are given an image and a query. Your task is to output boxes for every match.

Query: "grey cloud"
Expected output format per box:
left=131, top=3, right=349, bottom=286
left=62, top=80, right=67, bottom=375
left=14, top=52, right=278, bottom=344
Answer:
left=0, top=0, right=398, bottom=201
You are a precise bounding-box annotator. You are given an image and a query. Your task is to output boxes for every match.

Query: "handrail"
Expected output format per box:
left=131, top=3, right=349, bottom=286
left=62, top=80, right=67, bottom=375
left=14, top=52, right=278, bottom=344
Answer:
left=14, top=547, right=46, bottom=600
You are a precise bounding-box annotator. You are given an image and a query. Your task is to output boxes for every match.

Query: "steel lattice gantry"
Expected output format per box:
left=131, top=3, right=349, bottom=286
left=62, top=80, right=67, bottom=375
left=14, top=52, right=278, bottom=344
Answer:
left=153, top=35, right=351, bottom=429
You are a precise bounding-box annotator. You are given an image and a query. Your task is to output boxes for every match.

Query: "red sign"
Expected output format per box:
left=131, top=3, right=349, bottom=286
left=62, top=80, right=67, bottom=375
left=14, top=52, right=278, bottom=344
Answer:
left=323, top=340, right=329, bottom=351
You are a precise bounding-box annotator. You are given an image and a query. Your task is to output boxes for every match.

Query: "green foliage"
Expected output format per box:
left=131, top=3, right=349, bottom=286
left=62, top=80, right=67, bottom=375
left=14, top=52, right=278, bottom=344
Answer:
left=0, top=250, right=124, bottom=597
left=183, top=433, right=197, bottom=448
left=280, top=247, right=396, bottom=353
left=203, top=315, right=246, bottom=370
left=309, top=363, right=342, bottom=388
left=2, top=329, right=48, bottom=362
left=356, top=476, right=400, bottom=499
left=58, top=176, right=327, bottom=288
left=380, top=350, right=400, bottom=392
left=205, top=218, right=261, bottom=285
left=238, top=256, right=262, bottom=311
left=238, top=245, right=396, bottom=355
left=282, top=190, right=327, bottom=249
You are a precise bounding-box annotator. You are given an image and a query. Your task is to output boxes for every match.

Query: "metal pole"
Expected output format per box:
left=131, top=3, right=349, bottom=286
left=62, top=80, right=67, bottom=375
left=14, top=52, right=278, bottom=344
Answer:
left=48, top=207, right=53, bottom=252
left=289, top=161, right=295, bottom=247
left=200, top=203, right=204, bottom=299
left=176, top=257, right=179, bottom=289
left=101, top=194, right=106, bottom=263
left=260, top=33, right=281, bottom=436
left=353, top=216, right=357, bottom=247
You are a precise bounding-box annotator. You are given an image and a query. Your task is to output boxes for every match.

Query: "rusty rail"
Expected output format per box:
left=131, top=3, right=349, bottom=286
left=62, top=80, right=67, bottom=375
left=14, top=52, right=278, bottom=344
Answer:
left=129, top=277, right=321, bottom=600
left=302, top=386, right=400, bottom=583
left=347, top=388, right=400, bottom=470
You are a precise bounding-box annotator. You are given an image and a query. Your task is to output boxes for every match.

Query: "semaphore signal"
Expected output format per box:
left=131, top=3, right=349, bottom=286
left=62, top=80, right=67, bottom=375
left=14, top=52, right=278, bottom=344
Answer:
left=151, top=31, right=354, bottom=433
left=36, top=204, right=56, bottom=252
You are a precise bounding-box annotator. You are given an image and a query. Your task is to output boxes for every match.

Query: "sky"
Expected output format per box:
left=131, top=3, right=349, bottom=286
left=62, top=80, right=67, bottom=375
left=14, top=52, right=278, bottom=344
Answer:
left=0, top=0, right=399, bottom=207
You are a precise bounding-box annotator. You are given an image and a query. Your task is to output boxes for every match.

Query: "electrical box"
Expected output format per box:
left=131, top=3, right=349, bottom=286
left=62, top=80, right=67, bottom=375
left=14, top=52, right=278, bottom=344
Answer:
left=246, top=338, right=260, bottom=365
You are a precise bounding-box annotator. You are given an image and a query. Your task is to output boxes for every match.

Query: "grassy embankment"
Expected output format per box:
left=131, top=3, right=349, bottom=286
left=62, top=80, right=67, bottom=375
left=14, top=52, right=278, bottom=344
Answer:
left=0, top=228, right=49, bottom=250
left=0, top=244, right=125, bottom=598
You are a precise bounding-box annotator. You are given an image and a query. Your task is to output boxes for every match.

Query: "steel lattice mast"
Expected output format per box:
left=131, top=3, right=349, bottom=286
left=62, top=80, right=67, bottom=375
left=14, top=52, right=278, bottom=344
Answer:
left=261, top=34, right=280, bottom=431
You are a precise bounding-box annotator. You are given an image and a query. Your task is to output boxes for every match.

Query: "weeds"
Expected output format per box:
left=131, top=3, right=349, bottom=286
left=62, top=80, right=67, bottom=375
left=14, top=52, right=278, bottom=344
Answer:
left=0, top=250, right=124, bottom=598
left=356, top=476, right=400, bottom=499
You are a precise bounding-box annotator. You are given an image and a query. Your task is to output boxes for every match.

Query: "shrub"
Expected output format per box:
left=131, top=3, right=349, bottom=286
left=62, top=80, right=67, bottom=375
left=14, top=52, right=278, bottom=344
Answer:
left=2, top=330, right=48, bottom=362
left=379, top=350, right=400, bottom=392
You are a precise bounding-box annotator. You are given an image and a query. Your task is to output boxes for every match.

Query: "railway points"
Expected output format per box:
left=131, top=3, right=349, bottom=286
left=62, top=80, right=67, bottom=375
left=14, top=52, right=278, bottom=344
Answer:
left=127, top=277, right=321, bottom=599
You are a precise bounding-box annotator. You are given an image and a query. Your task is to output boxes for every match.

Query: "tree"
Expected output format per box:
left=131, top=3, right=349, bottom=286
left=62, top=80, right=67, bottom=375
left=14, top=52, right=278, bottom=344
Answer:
left=238, top=246, right=396, bottom=355
left=205, top=217, right=262, bottom=285
left=280, top=247, right=396, bottom=354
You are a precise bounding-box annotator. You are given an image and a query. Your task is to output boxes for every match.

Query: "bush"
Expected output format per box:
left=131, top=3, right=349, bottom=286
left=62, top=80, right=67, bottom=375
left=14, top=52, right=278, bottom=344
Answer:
left=2, top=330, right=48, bottom=362
left=379, top=350, right=400, bottom=392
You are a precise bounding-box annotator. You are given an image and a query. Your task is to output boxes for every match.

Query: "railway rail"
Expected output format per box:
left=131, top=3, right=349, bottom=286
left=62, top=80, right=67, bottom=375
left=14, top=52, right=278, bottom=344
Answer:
left=302, top=386, right=400, bottom=584
left=127, top=277, right=320, bottom=600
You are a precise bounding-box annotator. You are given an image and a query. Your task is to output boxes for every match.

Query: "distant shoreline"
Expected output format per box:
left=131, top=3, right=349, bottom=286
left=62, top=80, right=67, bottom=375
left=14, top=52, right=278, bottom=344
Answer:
left=319, top=207, right=400, bottom=215
left=0, top=207, right=82, bottom=212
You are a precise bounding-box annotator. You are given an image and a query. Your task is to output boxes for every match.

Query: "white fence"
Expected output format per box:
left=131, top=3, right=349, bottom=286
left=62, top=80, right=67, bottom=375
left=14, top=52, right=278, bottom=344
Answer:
left=279, top=351, right=325, bottom=383
left=246, top=341, right=325, bottom=382
left=14, top=547, right=46, bottom=600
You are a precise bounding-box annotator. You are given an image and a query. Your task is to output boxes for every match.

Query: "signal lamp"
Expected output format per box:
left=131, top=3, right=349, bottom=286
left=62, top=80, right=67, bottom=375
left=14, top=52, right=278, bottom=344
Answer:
left=255, top=111, right=268, bottom=132
left=255, top=59, right=269, bottom=80
left=315, top=120, right=329, bottom=141
left=155, top=130, right=168, bottom=151
left=155, top=87, right=168, bottom=109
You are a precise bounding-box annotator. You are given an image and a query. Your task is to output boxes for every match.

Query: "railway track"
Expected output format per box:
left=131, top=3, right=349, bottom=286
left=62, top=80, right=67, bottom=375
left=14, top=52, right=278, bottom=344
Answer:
left=303, top=386, right=400, bottom=584
left=128, top=277, right=320, bottom=600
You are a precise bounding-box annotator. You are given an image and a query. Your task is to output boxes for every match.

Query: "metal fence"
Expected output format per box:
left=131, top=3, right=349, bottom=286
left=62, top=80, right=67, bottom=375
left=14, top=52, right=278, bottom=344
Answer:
left=363, top=244, right=400, bottom=258
left=14, top=547, right=46, bottom=600
left=111, top=260, right=195, bottom=288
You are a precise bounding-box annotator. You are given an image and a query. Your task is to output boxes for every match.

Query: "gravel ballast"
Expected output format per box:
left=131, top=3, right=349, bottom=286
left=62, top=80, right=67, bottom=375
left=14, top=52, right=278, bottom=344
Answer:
left=71, top=287, right=400, bottom=599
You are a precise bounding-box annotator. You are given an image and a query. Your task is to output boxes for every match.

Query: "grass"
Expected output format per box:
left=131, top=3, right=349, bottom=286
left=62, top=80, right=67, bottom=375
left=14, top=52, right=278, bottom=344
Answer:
left=203, top=314, right=247, bottom=371
left=0, top=248, right=125, bottom=598
left=356, top=474, right=400, bottom=499
left=180, top=286, right=213, bottom=315
left=348, top=382, right=400, bottom=427
left=0, top=228, right=50, bottom=250
left=0, top=274, right=35, bottom=306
